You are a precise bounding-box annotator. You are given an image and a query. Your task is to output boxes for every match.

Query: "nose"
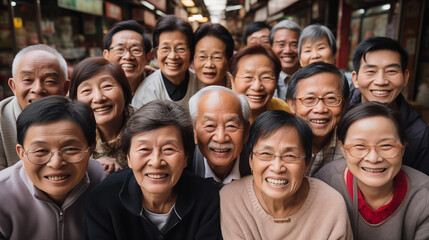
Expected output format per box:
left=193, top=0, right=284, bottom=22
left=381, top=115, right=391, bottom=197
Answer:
left=46, top=151, right=66, bottom=168
left=364, top=147, right=383, bottom=163
left=311, top=49, right=320, bottom=59
left=205, top=57, right=215, bottom=67
left=373, top=71, right=389, bottom=85
left=167, top=48, right=179, bottom=59
left=270, top=156, right=286, bottom=173
left=148, top=149, right=165, bottom=168
left=212, top=126, right=228, bottom=143
left=31, top=80, right=46, bottom=95
left=122, top=48, right=134, bottom=60
left=283, top=44, right=293, bottom=54
left=250, top=77, right=263, bottom=90
left=92, top=88, right=105, bottom=103
left=312, top=98, right=328, bottom=113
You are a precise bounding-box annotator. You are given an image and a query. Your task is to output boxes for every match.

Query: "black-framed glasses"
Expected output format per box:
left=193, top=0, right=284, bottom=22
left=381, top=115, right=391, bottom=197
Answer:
left=156, top=46, right=189, bottom=56
left=294, top=96, right=343, bottom=107
left=342, top=143, right=403, bottom=159
left=252, top=151, right=305, bottom=164
left=22, top=146, right=91, bottom=165
left=109, top=45, right=144, bottom=57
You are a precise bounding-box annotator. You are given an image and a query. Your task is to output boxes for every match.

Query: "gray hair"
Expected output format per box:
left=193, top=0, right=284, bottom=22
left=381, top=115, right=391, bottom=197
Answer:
left=188, top=86, right=250, bottom=124
left=298, top=24, right=337, bottom=58
left=12, top=44, right=68, bottom=80
left=270, top=20, right=301, bottom=45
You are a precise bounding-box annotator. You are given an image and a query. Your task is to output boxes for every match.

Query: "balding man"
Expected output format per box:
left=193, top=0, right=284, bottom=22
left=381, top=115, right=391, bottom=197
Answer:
left=188, top=86, right=251, bottom=188
left=0, top=44, right=70, bottom=170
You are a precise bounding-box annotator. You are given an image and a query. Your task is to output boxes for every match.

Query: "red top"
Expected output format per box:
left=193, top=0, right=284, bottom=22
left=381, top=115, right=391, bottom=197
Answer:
left=346, top=169, right=407, bottom=224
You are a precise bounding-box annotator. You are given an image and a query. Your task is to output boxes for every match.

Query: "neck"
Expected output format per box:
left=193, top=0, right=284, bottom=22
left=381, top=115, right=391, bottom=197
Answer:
left=142, top=189, right=177, bottom=214
left=166, top=72, right=187, bottom=85
left=129, top=75, right=144, bottom=94
left=312, top=132, right=333, bottom=154
left=283, top=66, right=299, bottom=76
left=209, top=160, right=235, bottom=181
left=357, top=179, right=395, bottom=210
left=98, top=115, right=124, bottom=142
left=256, top=177, right=309, bottom=218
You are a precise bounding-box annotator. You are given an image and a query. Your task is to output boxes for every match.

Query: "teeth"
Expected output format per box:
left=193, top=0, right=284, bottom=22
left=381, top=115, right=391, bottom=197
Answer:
left=266, top=178, right=288, bottom=186
left=47, top=175, right=68, bottom=181
left=362, top=167, right=386, bottom=173
left=372, top=90, right=390, bottom=95
left=212, top=148, right=230, bottom=153
left=310, top=119, right=328, bottom=124
left=247, top=95, right=263, bottom=100
left=94, top=107, right=111, bottom=112
left=147, top=174, right=167, bottom=179
left=121, top=64, right=134, bottom=68
left=166, top=63, right=180, bottom=67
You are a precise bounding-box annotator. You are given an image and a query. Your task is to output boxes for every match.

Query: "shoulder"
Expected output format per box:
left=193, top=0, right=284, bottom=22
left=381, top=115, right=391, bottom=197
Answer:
left=314, top=159, right=347, bottom=184
left=220, top=175, right=250, bottom=200
left=0, top=96, right=19, bottom=116
left=267, top=97, right=291, bottom=113
left=87, top=168, right=131, bottom=200
left=308, top=177, right=345, bottom=201
left=86, top=158, right=106, bottom=186
left=402, top=166, right=429, bottom=189
left=179, top=170, right=219, bottom=198
left=0, top=162, right=22, bottom=186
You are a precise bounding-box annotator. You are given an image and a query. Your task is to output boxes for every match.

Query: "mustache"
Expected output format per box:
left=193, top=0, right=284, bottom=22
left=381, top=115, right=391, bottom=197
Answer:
left=207, top=142, right=235, bottom=151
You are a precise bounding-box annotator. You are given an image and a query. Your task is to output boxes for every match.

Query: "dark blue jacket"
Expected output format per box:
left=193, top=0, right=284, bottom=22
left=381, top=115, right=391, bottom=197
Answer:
left=84, top=169, right=221, bottom=240
left=347, top=86, right=429, bottom=175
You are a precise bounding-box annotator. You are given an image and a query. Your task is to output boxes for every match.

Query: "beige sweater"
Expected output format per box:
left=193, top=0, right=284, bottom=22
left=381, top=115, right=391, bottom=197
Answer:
left=220, top=175, right=353, bottom=240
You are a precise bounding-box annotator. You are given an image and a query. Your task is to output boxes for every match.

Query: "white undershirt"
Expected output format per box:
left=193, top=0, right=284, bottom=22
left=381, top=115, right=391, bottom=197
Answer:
left=143, top=204, right=175, bottom=231
left=203, top=156, right=241, bottom=184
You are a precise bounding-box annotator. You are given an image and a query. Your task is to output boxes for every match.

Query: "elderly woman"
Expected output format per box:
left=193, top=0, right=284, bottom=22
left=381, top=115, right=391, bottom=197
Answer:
left=230, top=45, right=290, bottom=123
left=315, top=102, right=429, bottom=240
left=0, top=96, right=105, bottom=239
left=286, top=62, right=349, bottom=176
left=84, top=100, right=221, bottom=239
left=298, top=24, right=336, bottom=67
left=220, top=110, right=352, bottom=239
left=193, top=23, right=234, bottom=87
left=132, top=15, right=202, bottom=110
left=69, top=57, right=133, bottom=174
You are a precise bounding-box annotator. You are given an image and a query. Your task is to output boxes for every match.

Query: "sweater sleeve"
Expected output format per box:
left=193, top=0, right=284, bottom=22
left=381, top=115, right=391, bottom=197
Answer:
left=414, top=192, right=429, bottom=240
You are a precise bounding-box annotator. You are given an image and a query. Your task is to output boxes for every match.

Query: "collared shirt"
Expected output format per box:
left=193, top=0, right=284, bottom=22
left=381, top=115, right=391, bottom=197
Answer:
left=274, top=71, right=289, bottom=101
left=204, top=156, right=241, bottom=185
left=161, top=71, right=190, bottom=101
left=307, top=130, right=344, bottom=176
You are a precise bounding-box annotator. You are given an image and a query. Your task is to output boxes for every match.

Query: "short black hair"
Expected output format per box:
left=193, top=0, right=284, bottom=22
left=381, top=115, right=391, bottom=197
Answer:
left=103, top=20, right=151, bottom=54
left=153, top=15, right=194, bottom=58
left=193, top=23, right=234, bottom=61
left=337, top=101, right=406, bottom=144
left=17, top=96, right=96, bottom=146
left=122, top=100, right=194, bottom=158
left=245, top=110, right=313, bottom=164
left=286, top=62, right=349, bottom=102
left=243, top=22, right=271, bottom=46
left=352, top=36, right=408, bottom=74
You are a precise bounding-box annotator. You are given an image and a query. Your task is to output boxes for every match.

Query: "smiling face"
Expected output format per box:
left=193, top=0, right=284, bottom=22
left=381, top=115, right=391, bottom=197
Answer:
left=17, top=120, right=91, bottom=204
left=340, top=116, right=403, bottom=190
left=352, top=50, right=409, bottom=104
left=288, top=72, right=345, bottom=141
left=157, top=31, right=191, bottom=84
left=247, top=28, right=271, bottom=48
left=194, top=91, right=248, bottom=178
left=250, top=126, right=308, bottom=201
left=127, top=125, right=187, bottom=198
left=231, top=54, right=277, bottom=115
left=76, top=70, right=125, bottom=129
left=9, top=50, right=69, bottom=110
left=271, top=29, right=300, bottom=75
left=194, top=36, right=228, bottom=86
left=103, top=30, right=147, bottom=84
left=299, top=37, right=336, bottom=67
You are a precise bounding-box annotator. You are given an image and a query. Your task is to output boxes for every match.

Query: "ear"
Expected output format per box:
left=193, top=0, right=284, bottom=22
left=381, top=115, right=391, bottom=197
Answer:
left=403, top=69, right=410, bottom=87
left=8, top=78, right=16, bottom=94
left=127, top=154, right=132, bottom=169
left=103, top=49, right=110, bottom=59
left=193, top=128, right=198, bottom=145
left=243, top=120, right=250, bottom=143
left=63, top=79, right=70, bottom=95
left=230, top=73, right=236, bottom=91
left=286, top=98, right=297, bottom=115
left=248, top=154, right=254, bottom=172
left=146, top=50, right=154, bottom=63
left=16, top=144, right=25, bottom=161
left=338, top=141, right=346, bottom=156
left=352, top=71, right=359, bottom=89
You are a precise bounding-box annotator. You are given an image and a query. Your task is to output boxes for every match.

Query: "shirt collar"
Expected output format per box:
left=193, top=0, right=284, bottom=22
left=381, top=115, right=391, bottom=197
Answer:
left=203, top=156, right=241, bottom=184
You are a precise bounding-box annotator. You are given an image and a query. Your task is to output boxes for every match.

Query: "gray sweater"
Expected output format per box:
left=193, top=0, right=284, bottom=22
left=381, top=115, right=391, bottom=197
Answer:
left=315, top=159, right=429, bottom=240
left=0, top=96, right=22, bottom=170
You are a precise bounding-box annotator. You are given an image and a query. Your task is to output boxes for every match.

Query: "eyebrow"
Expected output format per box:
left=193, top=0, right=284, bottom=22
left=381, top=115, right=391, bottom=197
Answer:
left=362, top=63, right=401, bottom=69
left=226, top=116, right=242, bottom=122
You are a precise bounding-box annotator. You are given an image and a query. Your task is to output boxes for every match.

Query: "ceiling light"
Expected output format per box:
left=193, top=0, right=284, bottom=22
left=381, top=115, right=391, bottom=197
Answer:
left=381, top=4, right=391, bottom=10
left=181, top=0, right=195, bottom=7
left=156, top=10, right=166, bottom=16
left=140, top=1, right=155, bottom=10
left=225, top=5, right=242, bottom=11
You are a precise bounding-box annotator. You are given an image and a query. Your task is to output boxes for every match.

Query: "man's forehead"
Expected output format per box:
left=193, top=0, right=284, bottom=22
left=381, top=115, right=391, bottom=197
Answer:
left=361, top=50, right=402, bottom=67
left=112, top=30, right=143, bottom=44
left=198, top=91, right=243, bottom=116
left=18, top=51, right=62, bottom=72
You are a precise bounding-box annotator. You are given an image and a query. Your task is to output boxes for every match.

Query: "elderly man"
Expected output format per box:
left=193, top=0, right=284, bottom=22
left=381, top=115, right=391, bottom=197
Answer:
left=0, top=44, right=69, bottom=170
left=103, top=20, right=151, bottom=94
left=270, top=20, right=301, bottom=100
left=349, top=36, right=429, bottom=175
left=243, top=22, right=271, bottom=48
left=286, top=62, right=350, bottom=176
left=188, top=86, right=251, bottom=187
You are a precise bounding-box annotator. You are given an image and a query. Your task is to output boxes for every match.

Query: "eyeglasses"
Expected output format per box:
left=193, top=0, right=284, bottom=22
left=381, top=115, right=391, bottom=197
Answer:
left=342, top=143, right=403, bottom=159
left=22, top=146, right=91, bottom=165
left=195, top=55, right=226, bottom=63
left=156, top=46, right=189, bottom=56
left=109, top=45, right=144, bottom=57
left=252, top=151, right=305, bottom=164
left=294, top=96, right=343, bottom=107
left=236, top=75, right=277, bottom=84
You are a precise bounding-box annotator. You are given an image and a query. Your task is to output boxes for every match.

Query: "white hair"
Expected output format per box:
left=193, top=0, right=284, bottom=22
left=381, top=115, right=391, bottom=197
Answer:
left=188, top=86, right=250, bottom=124
left=12, top=44, right=68, bottom=80
left=270, top=20, right=301, bottom=45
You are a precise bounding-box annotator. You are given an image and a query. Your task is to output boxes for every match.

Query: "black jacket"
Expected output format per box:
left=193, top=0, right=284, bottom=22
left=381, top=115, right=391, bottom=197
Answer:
left=347, top=86, right=429, bottom=175
left=84, top=169, right=221, bottom=240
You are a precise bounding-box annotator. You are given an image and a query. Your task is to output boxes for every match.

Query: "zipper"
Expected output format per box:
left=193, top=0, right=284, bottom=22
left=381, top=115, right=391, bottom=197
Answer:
left=58, top=209, right=64, bottom=240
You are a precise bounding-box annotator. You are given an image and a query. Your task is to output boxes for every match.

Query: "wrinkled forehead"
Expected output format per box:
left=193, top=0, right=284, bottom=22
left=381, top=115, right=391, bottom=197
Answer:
left=198, top=91, right=244, bottom=118
left=18, top=50, right=63, bottom=74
